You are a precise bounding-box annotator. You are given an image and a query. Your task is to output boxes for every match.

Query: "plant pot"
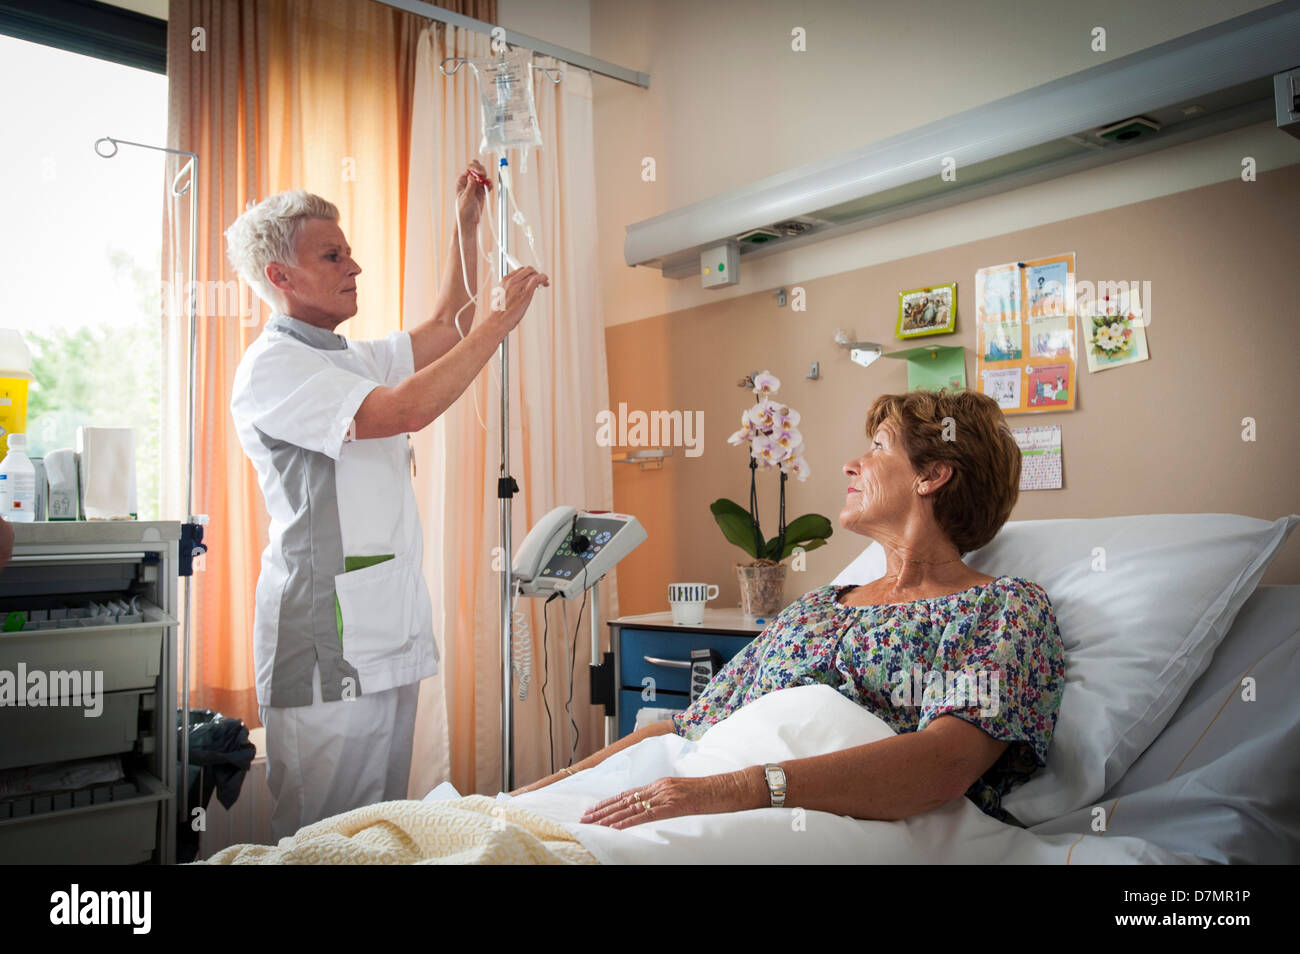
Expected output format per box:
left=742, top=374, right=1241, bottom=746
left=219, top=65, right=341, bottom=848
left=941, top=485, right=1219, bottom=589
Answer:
left=736, top=562, right=788, bottom=617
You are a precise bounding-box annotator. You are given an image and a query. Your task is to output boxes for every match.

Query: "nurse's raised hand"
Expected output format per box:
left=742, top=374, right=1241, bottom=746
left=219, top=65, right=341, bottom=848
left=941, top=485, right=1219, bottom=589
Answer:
left=490, top=266, right=550, bottom=333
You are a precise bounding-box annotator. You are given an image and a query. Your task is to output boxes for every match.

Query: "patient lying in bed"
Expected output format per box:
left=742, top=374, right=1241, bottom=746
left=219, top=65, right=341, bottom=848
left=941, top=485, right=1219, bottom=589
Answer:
left=528, top=388, right=1065, bottom=832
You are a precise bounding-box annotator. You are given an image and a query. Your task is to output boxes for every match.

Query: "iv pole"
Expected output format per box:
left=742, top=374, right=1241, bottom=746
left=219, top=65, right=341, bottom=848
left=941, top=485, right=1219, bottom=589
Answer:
left=93, top=136, right=206, bottom=857
left=440, top=51, right=560, bottom=793
left=495, top=149, right=515, bottom=796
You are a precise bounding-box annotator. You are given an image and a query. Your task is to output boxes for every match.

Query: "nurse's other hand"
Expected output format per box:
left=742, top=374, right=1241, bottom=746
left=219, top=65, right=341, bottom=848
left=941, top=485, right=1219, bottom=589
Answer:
left=491, top=266, right=550, bottom=332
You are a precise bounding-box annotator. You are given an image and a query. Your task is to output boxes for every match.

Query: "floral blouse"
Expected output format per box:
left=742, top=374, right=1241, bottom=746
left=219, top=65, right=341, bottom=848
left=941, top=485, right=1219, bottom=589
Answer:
left=671, top=577, right=1066, bottom=825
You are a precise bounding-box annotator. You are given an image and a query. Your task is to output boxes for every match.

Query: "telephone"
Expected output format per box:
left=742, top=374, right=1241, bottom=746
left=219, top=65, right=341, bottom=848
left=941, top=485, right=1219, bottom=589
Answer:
left=512, top=506, right=647, bottom=600
left=508, top=506, right=647, bottom=703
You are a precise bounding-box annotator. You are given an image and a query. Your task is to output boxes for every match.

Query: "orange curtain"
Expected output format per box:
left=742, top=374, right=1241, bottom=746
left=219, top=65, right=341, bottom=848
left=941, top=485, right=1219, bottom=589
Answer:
left=164, top=0, right=495, bottom=728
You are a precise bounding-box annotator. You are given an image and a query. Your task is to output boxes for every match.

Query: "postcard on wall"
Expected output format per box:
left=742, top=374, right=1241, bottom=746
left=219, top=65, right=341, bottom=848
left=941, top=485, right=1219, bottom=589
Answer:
left=1083, top=282, right=1150, bottom=372
left=974, top=253, right=1078, bottom=414
left=1026, top=259, right=1070, bottom=317
left=976, top=263, right=1020, bottom=322
left=883, top=344, right=967, bottom=392
left=980, top=368, right=1020, bottom=410
left=1025, top=362, right=1071, bottom=409
left=897, top=283, right=957, bottom=338
left=982, top=320, right=1022, bottom=361
left=1012, top=424, right=1062, bottom=491
left=1028, top=315, right=1072, bottom=358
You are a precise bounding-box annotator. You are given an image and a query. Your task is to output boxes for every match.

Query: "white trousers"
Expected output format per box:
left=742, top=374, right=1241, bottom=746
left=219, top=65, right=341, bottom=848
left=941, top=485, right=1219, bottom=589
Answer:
left=259, top=667, right=420, bottom=842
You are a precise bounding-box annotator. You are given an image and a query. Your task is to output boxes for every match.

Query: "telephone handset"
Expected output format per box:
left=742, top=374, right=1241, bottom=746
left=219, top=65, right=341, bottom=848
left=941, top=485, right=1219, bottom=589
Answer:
left=507, top=505, right=575, bottom=704
left=512, top=505, right=577, bottom=585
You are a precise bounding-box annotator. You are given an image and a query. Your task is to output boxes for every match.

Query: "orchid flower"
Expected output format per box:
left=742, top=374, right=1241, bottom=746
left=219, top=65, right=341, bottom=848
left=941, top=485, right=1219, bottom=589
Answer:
left=712, top=368, right=832, bottom=566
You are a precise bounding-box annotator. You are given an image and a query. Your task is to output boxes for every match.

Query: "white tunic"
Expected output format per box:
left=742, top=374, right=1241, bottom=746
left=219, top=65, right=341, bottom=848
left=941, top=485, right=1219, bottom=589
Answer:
left=230, top=313, right=437, bottom=707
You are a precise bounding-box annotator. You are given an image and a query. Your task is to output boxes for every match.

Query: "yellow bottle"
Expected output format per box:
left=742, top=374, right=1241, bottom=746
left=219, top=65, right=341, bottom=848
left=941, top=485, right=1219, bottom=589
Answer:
left=0, top=329, right=33, bottom=459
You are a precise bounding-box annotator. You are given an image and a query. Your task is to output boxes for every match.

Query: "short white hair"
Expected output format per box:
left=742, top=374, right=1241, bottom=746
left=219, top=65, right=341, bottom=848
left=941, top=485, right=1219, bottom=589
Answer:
left=224, top=190, right=340, bottom=306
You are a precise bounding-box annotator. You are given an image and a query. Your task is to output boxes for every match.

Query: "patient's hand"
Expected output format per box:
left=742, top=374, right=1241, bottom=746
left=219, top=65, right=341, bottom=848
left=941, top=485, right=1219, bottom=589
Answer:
left=580, top=769, right=766, bottom=829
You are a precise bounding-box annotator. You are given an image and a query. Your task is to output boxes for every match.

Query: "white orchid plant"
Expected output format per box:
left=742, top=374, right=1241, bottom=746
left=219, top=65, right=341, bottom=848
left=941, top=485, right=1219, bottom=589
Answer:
left=711, top=371, right=832, bottom=565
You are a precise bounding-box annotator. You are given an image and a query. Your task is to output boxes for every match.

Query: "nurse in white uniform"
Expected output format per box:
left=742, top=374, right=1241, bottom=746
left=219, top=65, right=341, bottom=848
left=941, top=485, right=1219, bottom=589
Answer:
left=224, top=163, right=548, bottom=840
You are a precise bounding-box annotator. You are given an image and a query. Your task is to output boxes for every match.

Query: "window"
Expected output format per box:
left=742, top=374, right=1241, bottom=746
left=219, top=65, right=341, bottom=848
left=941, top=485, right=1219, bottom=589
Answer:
left=0, top=24, right=167, bottom=518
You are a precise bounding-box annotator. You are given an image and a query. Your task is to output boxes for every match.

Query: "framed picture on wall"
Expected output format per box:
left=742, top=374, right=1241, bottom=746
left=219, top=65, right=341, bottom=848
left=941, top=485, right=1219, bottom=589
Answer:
left=897, top=282, right=957, bottom=339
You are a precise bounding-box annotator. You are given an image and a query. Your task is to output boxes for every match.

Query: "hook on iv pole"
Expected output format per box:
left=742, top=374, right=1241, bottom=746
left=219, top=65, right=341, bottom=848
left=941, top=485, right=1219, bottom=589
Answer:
left=94, top=136, right=197, bottom=197
left=171, top=158, right=196, bottom=198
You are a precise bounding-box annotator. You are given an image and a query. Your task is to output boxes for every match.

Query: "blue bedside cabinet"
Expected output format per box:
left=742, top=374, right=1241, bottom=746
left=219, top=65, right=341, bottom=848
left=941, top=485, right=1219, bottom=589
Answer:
left=608, top=608, right=768, bottom=738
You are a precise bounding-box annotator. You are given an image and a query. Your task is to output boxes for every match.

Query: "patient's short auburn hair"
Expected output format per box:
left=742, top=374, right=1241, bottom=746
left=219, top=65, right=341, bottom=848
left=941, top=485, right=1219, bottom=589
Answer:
left=864, top=388, right=1020, bottom=554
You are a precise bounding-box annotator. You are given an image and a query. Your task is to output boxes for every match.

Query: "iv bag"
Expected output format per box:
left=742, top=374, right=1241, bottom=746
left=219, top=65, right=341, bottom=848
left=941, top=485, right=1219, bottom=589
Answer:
left=471, top=48, right=543, bottom=153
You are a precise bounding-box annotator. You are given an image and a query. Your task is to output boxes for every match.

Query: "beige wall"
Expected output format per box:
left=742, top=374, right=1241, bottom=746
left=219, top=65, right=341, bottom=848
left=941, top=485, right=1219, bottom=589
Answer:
left=606, top=163, right=1300, bottom=615
left=588, top=0, right=1291, bottom=327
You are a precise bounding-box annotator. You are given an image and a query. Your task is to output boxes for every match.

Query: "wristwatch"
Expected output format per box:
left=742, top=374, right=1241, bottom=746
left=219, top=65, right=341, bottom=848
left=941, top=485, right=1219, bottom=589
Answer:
left=763, top=763, right=787, bottom=808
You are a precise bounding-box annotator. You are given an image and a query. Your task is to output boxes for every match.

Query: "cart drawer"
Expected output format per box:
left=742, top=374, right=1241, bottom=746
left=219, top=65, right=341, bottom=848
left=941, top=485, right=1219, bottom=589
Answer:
left=0, top=602, right=171, bottom=695
left=0, top=690, right=145, bottom=770
left=0, top=773, right=165, bottom=864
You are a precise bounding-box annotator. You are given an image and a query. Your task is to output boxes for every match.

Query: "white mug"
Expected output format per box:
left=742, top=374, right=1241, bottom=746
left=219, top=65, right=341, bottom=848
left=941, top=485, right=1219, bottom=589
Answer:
left=668, top=582, right=719, bottom=625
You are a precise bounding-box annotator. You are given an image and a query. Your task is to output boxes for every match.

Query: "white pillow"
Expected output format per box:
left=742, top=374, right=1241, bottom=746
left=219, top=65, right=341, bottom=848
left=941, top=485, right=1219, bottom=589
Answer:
left=834, top=514, right=1297, bottom=825
left=830, top=539, right=887, bottom=586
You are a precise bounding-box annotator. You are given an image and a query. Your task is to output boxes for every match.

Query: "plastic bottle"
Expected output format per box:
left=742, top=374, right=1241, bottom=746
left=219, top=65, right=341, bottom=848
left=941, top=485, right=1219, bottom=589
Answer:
left=0, top=329, right=34, bottom=461
left=0, top=432, right=37, bottom=522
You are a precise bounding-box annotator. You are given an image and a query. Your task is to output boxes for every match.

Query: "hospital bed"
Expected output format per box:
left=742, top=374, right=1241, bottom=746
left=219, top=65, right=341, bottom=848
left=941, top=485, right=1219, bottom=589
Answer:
left=215, top=512, right=1300, bottom=864
left=499, top=511, right=1300, bottom=864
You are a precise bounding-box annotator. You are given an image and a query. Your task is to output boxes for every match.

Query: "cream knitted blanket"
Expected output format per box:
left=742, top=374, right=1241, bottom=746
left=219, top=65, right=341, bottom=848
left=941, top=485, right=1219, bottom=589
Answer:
left=203, top=795, right=597, bottom=865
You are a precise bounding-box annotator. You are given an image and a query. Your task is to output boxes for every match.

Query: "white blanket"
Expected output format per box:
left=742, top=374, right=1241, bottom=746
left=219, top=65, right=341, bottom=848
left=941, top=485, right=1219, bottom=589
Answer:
left=497, top=685, right=1201, bottom=864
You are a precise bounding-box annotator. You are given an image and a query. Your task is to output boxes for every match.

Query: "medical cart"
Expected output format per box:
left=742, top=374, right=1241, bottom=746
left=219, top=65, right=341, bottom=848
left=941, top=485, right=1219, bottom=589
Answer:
left=0, top=521, right=179, bottom=864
